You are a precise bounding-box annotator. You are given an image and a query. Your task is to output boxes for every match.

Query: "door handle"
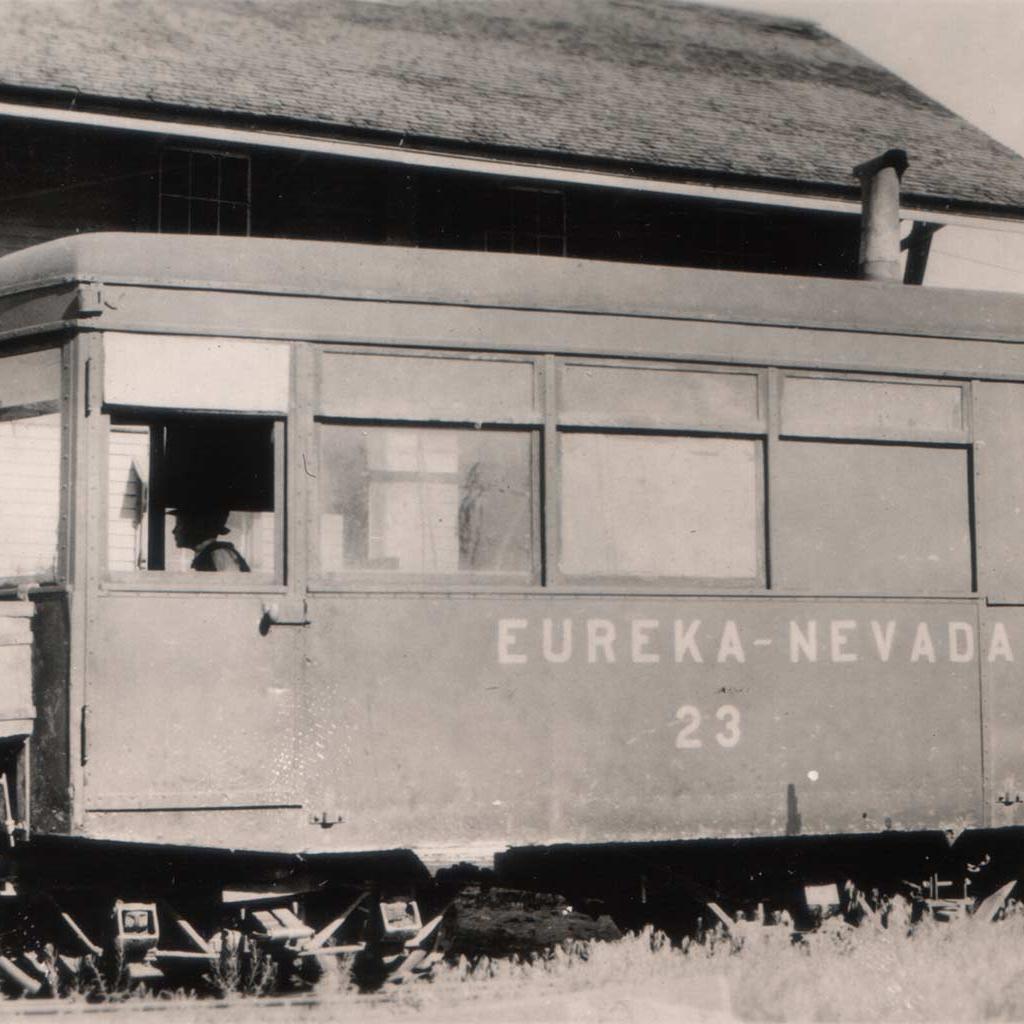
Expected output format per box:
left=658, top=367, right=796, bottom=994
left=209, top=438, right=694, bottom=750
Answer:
left=260, top=599, right=310, bottom=632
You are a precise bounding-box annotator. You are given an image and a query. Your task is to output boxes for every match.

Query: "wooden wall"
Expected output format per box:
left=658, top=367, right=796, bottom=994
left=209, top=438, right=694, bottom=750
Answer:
left=0, top=119, right=862, bottom=278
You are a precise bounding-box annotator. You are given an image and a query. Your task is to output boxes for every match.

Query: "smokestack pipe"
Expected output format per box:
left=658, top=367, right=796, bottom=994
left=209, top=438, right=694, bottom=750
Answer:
left=853, top=148, right=909, bottom=283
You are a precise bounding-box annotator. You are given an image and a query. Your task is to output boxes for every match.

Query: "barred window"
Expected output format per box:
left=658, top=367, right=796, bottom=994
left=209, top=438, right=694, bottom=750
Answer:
left=159, top=149, right=250, bottom=236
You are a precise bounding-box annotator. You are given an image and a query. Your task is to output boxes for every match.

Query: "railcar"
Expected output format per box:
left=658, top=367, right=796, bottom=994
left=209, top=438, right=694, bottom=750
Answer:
left=1, top=231, right=1024, bottom=986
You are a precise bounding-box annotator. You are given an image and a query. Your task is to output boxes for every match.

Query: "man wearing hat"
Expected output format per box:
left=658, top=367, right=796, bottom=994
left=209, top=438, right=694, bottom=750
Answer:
left=170, top=507, right=250, bottom=572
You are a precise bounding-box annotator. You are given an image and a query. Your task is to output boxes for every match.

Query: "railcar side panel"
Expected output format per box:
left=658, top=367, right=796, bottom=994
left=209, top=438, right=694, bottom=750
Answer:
left=87, top=287, right=1024, bottom=384
left=82, top=594, right=301, bottom=814
left=293, top=597, right=985, bottom=850
left=7, top=235, right=1024, bottom=865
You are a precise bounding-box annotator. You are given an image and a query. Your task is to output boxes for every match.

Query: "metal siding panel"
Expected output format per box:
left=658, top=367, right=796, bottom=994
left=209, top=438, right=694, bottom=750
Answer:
left=9, top=235, right=1024, bottom=344
left=103, top=332, right=291, bottom=413
left=84, top=594, right=302, bottom=812
left=86, top=288, right=1024, bottom=384
left=974, top=381, right=1024, bottom=601
left=983, top=606, right=1024, bottom=829
left=296, top=596, right=983, bottom=852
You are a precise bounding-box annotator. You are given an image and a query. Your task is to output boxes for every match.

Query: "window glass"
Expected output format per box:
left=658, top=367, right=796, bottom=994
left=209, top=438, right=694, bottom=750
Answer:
left=319, top=352, right=535, bottom=422
left=107, top=416, right=277, bottom=577
left=0, top=414, right=61, bottom=583
left=562, top=363, right=759, bottom=427
left=484, top=187, right=566, bottom=256
left=560, top=434, right=761, bottom=580
left=782, top=376, right=964, bottom=438
left=104, top=333, right=290, bottom=414
left=773, top=442, right=971, bottom=593
left=318, top=425, right=534, bottom=578
left=159, top=149, right=251, bottom=237
left=0, top=347, right=62, bottom=584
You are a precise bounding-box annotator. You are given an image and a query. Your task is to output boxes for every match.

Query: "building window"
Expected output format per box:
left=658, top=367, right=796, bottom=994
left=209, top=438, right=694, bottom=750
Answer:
left=158, top=149, right=250, bottom=236
left=485, top=187, right=566, bottom=256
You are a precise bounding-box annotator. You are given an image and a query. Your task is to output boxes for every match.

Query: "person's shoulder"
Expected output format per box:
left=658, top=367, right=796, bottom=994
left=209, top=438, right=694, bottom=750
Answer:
left=210, top=543, right=247, bottom=572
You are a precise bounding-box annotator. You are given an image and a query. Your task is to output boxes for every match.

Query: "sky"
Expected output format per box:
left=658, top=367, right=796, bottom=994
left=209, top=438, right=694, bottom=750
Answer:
left=708, top=0, right=1024, bottom=291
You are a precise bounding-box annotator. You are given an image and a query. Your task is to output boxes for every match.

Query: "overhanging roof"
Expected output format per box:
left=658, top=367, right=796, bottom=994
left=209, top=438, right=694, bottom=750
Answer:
left=1, top=0, right=1023, bottom=216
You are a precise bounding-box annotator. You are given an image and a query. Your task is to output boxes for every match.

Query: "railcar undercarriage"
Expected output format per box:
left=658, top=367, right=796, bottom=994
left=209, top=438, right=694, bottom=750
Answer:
left=0, top=829, right=1018, bottom=999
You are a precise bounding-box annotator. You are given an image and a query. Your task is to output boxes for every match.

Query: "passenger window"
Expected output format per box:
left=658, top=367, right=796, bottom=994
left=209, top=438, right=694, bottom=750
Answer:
left=317, top=425, right=535, bottom=580
left=0, top=346, right=62, bottom=585
left=107, top=415, right=279, bottom=578
left=559, top=433, right=763, bottom=582
left=775, top=373, right=973, bottom=594
left=773, top=442, right=971, bottom=593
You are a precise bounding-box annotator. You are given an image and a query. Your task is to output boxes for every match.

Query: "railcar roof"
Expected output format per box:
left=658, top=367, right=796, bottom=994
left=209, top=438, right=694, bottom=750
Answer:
left=0, top=1, right=1023, bottom=214
left=4, top=232, right=1024, bottom=346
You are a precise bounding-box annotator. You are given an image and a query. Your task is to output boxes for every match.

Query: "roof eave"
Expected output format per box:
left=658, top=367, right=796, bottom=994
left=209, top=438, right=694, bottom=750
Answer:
left=2, top=88, right=1023, bottom=229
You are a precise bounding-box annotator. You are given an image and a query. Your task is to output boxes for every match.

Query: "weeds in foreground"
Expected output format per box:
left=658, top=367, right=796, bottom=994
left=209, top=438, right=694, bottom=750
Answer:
left=202, top=931, right=277, bottom=999
left=389, top=899, right=1024, bottom=1022
left=11, top=898, right=1024, bottom=1020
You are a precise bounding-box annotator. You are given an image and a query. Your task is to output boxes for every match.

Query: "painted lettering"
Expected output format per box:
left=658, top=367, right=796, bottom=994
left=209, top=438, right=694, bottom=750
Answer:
left=498, top=618, right=528, bottom=665
left=790, top=620, right=817, bottom=662
left=949, top=622, right=975, bottom=664
left=830, top=620, right=858, bottom=663
left=631, top=619, right=660, bottom=664
left=910, top=622, right=936, bottom=663
left=717, top=620, right=745, bottom=663
left=673, top=620, right=703, bottom=663
left=587, top=619, right=617, bottom=664
left=870, top=620, right=896, bottom=662
left=542, top=618, right=573, bottom=664
left=988, top=622, right=1014, bottom=663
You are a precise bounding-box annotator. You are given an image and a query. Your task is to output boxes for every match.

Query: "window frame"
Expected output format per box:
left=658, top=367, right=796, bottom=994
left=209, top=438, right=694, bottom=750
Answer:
left=769, top=369, right=976, bottom=597
left=309, top=346, right=544, bottom=591
left=100, top=408, right=287, bottom=593
left=550, top=358, right=769, bottom=589
left=778, top=370, right=970, bottom=445
left=483, top=186, right=567, bottom=257
left=157, top=147, right=252, bottom=238
left=0, top=339, right=69, bottom=592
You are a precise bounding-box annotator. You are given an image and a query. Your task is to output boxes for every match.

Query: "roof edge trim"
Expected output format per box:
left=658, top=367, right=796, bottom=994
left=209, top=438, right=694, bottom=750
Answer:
left=2, top=101, right=1024, bottom=233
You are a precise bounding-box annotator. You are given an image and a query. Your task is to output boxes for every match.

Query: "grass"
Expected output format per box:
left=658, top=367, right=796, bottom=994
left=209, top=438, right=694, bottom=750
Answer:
left=367, top=898, right=1024, bottom=1022
left=19, top=899, right=1024, bottom=1021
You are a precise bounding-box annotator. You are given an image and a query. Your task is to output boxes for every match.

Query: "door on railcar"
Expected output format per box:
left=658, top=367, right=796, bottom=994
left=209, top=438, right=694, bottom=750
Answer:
left=302, top=345, right=547, bottom=851
left=82, top=331, right=302, bottom=841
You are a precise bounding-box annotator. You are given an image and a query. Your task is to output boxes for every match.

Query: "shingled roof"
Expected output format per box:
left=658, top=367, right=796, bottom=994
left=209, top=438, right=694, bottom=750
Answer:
left=1, top=0, right=1023, bottom=214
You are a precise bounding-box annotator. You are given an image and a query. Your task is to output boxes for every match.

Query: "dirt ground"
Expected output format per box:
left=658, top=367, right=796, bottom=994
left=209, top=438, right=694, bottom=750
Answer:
left=0, top=977, right=735, bottom=1023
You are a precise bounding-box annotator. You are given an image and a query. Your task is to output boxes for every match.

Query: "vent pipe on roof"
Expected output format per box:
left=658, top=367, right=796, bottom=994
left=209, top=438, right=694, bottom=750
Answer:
left=853, top=149, right=909, bottom=283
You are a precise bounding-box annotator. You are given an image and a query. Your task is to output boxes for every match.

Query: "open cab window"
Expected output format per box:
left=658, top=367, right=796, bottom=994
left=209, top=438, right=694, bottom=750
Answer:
left=108, top=415, right=279, bottom=580
left=102, top=333, right=289, bottom=586
left=0, top=345, right=63, bottom=587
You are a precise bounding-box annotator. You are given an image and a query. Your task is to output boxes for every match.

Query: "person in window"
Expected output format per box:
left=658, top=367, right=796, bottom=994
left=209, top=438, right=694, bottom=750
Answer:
left=170, top=508, right=250, bottom=572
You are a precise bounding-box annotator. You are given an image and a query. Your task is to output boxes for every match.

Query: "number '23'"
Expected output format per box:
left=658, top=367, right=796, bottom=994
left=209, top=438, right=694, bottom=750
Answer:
left=675, top=704, right=741, bottom=749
